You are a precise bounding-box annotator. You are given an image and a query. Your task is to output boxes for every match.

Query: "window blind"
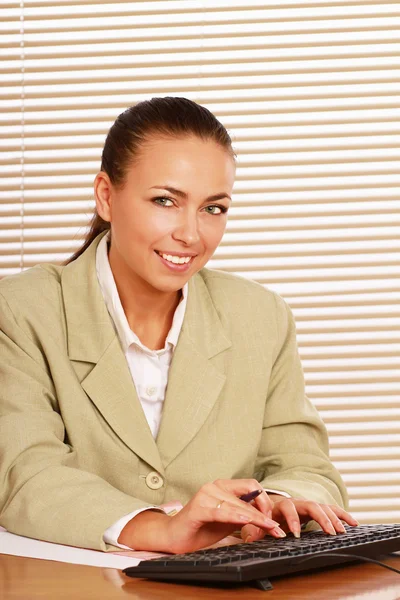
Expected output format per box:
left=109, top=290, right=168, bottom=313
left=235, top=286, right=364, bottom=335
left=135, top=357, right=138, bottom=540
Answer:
left=1, top=0, right=399, bottom=524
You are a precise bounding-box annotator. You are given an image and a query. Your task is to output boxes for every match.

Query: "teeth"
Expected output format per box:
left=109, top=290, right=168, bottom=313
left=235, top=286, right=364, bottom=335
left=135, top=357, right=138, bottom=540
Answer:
left=161, top=253, right=192, bottom=265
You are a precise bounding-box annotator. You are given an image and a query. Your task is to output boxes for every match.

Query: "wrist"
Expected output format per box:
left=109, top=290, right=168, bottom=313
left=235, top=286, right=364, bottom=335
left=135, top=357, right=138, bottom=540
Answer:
left=118, top=509, right=171, bottom=551
left=268, top=494, right=286, bottom=502
left=267, top=493, right=285, bottom=503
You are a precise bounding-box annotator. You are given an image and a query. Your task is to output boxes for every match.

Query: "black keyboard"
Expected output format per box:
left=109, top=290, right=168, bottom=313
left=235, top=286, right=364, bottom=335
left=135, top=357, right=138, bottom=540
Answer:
left=124, top=524, right=400, bottom=589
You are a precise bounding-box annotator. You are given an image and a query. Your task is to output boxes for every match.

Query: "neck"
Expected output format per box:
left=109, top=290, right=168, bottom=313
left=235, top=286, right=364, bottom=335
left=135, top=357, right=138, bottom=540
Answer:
left=119, top=283, right=181, bottom=329
left=108, top=246, right=182, bottom=332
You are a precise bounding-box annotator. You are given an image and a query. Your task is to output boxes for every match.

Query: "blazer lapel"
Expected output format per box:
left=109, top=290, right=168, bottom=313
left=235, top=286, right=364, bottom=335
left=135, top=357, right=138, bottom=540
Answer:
left=61, top=234, right=164, bottom=475
left=156, top=272, right=232, bottom=468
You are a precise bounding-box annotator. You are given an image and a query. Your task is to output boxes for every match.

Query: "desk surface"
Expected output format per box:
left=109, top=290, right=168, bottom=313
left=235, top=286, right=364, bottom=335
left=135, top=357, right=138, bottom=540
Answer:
left=1, top=554, right=399, bottom=599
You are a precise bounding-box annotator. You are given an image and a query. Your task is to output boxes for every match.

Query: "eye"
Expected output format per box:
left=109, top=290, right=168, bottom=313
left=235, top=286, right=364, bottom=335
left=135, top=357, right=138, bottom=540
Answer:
left=153, top=196, right=174, bottom=207
left=203, top=205, right=228, bottom=215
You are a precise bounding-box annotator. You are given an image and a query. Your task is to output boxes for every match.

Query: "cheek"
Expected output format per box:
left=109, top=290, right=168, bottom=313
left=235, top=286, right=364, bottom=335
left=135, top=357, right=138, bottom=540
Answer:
left=113, top=201, right=167, bottom=243
left=149, top=210, right=178, bottom=235
left=202, top=217, right=227, bottom=250
left=111, top=197, right=135, bottom=230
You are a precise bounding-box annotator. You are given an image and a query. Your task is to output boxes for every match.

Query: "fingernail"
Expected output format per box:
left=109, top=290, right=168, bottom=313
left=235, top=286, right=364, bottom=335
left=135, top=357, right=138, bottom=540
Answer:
left=328, top=524, right=336, bottom=536
left=245, top=535, right=252, bottom=543
left=292, top=523, right=301, bottom=538
left=273, top=527, right=286, bottom=538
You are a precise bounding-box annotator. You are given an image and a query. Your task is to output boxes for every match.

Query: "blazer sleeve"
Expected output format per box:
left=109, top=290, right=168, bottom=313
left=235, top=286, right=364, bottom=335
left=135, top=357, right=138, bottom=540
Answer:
left=0, top=292, right=154, bottom=551
left=254, top=293, right=349, bottom=509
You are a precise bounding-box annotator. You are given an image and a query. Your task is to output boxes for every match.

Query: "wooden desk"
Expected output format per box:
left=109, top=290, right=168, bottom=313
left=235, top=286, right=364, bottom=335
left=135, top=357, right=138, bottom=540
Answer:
left=1, top=554, right=399, bottom=599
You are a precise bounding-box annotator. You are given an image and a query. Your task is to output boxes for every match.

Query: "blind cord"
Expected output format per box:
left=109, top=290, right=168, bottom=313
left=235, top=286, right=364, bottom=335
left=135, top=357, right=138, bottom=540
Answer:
left=19, top=0, right=25, bottom=272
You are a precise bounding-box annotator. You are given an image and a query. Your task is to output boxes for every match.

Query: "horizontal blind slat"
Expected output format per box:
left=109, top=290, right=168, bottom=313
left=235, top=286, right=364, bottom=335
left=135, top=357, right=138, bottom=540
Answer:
left=4, top=47, right=400, bottom=73
left=4, top=2, right=400, bottom=21
left=4, top=14, right=400, bottom=34
left=6, top=1, right=400, bottom=10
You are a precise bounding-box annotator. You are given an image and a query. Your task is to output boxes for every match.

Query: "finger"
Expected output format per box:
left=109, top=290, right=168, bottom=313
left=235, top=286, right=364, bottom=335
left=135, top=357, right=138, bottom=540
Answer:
left=292, top=500, right=360, bottom=533
left=241, top=523, right=266, bottom=543
left=325, top=504, right=359, bottom=527
left=213, top=479, right=268, bottom=505
left=251, top=490, right=274, bottom=518
left=324, top=504, right=359, bottom=528
left=211, top=480, right=274, bottom=521
left=322, top=505, right=347, bottom=534
left=272, top=499, right=301, bottom=538
left=208, top=490, right=279, bottom=530
left=209, top=498, right=284, bottom=535
left=191, top=502, right=272, bottom=531
left=295, top=502, right=339, bottom=536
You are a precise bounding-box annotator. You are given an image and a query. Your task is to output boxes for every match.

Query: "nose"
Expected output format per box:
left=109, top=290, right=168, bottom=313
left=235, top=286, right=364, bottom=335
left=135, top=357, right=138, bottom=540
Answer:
left=172, top=210, right=200, bottom=246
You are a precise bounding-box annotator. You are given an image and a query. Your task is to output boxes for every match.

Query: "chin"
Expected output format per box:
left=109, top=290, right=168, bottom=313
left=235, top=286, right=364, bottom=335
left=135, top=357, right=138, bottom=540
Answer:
left=150, top=280, right=188, bottom=294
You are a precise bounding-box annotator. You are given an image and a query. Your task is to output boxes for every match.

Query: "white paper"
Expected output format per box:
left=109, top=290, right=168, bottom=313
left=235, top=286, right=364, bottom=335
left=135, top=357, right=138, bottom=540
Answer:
left=0, top=524, right=241, bottom=570
left=0, top=528, right=140, bottom=569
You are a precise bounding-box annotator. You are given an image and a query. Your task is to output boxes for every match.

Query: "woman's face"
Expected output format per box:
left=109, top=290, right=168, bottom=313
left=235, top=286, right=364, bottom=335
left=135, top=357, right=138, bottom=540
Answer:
left=95, top=135, right=236, bottom=295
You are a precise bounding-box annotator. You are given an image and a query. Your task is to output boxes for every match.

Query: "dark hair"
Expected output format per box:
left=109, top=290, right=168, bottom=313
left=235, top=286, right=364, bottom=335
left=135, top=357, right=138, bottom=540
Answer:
left=67, top=96, right=235, bottom=263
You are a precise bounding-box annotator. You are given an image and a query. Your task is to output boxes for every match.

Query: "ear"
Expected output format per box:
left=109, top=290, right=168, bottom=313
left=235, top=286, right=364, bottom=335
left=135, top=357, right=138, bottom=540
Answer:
left=94, top=171, right=113, bottom=222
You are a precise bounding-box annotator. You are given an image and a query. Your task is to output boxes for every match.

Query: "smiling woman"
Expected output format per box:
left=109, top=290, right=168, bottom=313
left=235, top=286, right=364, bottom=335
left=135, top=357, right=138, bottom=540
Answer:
left=72, top=98, right=236, bottom=350
left=93, top=134, right=234, bottom=328
left=0, top=97, right=357, bottom=554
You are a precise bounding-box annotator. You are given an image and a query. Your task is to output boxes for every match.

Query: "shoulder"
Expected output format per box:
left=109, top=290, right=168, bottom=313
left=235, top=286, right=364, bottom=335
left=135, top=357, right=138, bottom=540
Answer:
left=197, top=267, right=291, bottom=330
left=0, top=263, right=65, bottom=336
left=0, top=232, right=103, bottom=311
left=0, top=263, right=63, bottom=305
left=198, top=267, right=288, bottom=313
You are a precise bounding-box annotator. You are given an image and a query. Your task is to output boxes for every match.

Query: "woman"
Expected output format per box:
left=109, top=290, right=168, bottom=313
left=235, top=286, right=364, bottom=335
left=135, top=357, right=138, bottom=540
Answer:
left=0, top=97, right=357, bottom=554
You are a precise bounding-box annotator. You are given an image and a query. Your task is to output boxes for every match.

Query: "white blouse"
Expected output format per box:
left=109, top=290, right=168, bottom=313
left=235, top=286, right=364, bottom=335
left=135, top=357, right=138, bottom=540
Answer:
left=96, top=232, right=188, bottom=439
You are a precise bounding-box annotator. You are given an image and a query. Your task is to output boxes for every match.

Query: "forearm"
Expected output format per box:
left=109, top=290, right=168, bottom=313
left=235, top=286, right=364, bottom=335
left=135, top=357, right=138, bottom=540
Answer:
left=118, top=510, right=172, bottom=551
left=256, top=295, right=348, bottom=510
left=262, top=472, right=348, bottom=508
left=0, top=459, right=154, bottom=551
left=257, top=447, right=348, bottom=508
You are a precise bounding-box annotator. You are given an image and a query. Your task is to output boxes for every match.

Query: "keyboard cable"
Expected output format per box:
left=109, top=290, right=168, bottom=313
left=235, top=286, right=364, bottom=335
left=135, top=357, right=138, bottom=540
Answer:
left=292, top=552, right=400, bottom=575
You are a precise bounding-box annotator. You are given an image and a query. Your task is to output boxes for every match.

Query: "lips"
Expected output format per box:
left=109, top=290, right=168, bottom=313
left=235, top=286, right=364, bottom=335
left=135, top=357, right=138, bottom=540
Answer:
left=155, top=250, right=197, bottom=259
left=155, top=250, right=195, bottom=272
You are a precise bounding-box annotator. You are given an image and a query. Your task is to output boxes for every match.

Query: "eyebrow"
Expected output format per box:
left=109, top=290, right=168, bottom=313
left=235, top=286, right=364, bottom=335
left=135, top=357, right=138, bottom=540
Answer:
left=149, top=185, right=232, bottom=203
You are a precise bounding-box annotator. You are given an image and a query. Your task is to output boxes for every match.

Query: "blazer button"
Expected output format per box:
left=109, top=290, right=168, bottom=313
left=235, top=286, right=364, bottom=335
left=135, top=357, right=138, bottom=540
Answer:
left=145, top=471, right=164, bottom=490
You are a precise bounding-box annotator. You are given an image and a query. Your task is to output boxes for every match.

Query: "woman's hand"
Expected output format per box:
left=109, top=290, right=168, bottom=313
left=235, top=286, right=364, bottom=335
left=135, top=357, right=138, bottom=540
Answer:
left=164, top=480, right=289, bottom=554
left=241, top=494, right=359, bottom=543
left=119, top=479, right=286, bottom=554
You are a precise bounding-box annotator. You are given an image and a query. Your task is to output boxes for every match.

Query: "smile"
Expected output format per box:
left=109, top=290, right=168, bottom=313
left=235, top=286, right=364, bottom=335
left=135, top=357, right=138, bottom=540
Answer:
left=154, top=250, right=196, bottom=272
left=158, top=252, right=192, bottom=265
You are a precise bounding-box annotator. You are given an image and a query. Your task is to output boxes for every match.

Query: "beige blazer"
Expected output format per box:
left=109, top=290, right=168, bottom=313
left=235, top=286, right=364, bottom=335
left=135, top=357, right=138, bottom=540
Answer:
left=0, top=233, right=347, bottom=550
